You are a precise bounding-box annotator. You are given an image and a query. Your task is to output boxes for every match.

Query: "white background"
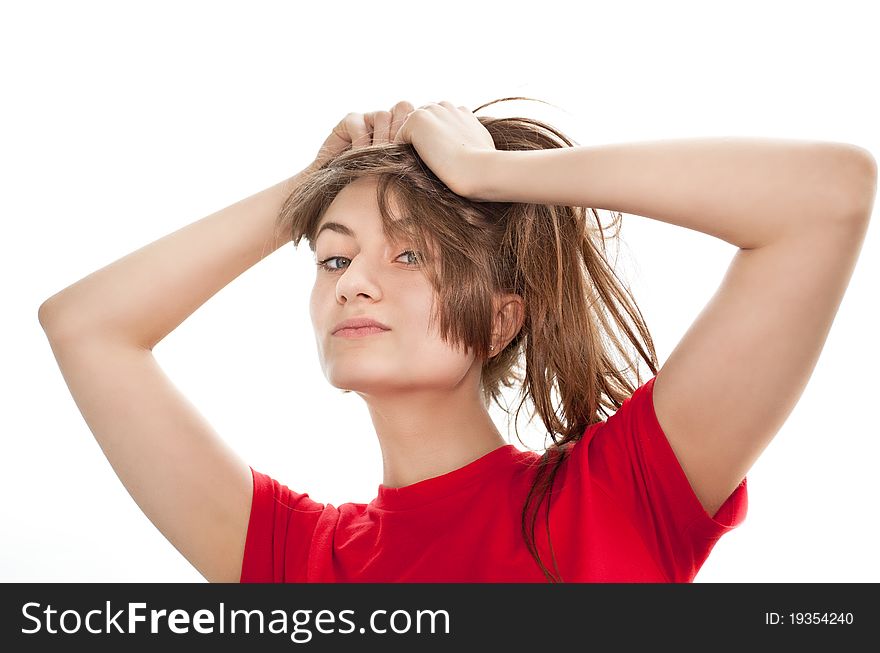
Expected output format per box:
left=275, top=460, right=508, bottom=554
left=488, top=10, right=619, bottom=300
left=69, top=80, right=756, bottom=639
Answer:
left=3, top=0, right=877, bottom=582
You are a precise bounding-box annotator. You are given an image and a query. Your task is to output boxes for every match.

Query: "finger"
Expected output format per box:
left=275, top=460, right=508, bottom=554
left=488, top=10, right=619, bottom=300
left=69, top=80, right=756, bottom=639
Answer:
left=389, top=100, right=414, bottom=139
left=392, top=116, right=406, bottom=144
left=363, top=112, right=376, bottom=141
left=369, top=110, right=393, bottom=144
left=343, top=112, right=371, bottom=147
left=392, top=113, right=411, bottom=144
left=327, top=124, right=351, bottom=149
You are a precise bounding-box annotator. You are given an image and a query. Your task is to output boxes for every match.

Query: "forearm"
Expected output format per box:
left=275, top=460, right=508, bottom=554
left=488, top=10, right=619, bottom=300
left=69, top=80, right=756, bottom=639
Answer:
left=38, top=168, right=310, bottom=349
left=475, top=138, right=876, bottom=249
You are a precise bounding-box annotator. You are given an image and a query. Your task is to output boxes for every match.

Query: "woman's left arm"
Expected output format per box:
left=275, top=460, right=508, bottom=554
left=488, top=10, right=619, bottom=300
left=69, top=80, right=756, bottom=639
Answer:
left=472, top=138, right=877, bottom=517
left=471, top=137, right=875, bottom=248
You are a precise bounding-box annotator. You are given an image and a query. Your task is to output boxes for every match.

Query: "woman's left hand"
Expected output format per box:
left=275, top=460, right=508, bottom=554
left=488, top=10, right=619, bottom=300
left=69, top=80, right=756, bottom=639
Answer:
left=393, top=101, right=496, bottom=199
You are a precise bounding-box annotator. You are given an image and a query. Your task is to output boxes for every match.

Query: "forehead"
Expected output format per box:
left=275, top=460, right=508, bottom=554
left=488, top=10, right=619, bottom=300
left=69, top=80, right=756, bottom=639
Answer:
left=315, top=178, right=411, bottom=243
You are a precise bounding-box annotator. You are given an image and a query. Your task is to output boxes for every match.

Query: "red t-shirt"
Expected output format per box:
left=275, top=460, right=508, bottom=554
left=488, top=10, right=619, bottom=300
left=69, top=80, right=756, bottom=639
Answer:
left=239, top=375, right=747, bottom=583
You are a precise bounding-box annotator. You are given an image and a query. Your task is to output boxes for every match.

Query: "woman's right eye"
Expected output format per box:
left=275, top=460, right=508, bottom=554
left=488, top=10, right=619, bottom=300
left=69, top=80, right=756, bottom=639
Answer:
left=316, top=256, right=348, bottom=272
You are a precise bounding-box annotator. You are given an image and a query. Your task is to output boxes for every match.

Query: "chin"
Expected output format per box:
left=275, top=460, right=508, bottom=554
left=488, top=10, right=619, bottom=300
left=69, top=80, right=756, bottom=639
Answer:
left=327, top=367, right=390, bottom=391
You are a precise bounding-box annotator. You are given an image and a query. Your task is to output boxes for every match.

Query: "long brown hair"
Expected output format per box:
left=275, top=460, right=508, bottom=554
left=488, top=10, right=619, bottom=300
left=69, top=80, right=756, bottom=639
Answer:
left=275, top=97, right=659, bottom=582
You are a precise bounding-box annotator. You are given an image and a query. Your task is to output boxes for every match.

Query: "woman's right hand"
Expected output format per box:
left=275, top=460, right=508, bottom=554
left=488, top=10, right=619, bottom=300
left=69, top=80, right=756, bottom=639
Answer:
left=307, top=100, right=415, bottom=172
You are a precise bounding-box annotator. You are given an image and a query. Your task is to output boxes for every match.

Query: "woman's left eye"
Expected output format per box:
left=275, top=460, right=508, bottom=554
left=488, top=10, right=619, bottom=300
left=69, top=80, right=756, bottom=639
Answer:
left=316, top=250, right=420, bottom=272
left=398, top=250, right=421, bottom=265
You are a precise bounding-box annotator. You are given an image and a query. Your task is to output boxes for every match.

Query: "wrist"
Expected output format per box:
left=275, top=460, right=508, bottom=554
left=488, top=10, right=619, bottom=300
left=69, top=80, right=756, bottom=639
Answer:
left=465, top=149, right=517, bottom=203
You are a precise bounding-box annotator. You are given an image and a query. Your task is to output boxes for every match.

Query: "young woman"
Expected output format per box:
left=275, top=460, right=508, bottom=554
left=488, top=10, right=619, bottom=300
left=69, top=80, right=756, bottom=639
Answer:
left=38, top=97, right=876, bottom=583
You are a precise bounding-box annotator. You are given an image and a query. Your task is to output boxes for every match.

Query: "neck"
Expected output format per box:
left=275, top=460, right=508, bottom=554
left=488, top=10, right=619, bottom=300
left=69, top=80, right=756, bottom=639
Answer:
left=359, top=366, right=507, bottom=489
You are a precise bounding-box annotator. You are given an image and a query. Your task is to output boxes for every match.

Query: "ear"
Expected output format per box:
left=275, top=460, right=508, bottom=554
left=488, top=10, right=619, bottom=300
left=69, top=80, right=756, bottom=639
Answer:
left=490, top=293, right=525, bottom=354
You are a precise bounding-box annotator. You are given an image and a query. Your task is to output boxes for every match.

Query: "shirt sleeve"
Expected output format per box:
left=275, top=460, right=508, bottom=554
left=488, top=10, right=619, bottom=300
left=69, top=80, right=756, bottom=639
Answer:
left=239, top=466, right=325, bottom=583
left=569, top=375, right=748, bottom=582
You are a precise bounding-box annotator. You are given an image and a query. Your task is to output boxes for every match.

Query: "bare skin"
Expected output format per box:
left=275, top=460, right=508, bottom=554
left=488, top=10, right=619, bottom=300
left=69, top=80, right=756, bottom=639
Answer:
left=310, top=176, right=524, bottom=489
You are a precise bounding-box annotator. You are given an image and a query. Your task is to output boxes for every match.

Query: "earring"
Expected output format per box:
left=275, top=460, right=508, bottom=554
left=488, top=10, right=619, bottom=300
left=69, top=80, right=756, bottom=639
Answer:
left=489, top=345, right=495, bottom=351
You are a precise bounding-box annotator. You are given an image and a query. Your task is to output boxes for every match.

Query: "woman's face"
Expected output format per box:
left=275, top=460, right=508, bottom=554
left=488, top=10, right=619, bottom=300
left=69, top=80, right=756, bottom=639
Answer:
left=309, top=177, right=479, bottom=397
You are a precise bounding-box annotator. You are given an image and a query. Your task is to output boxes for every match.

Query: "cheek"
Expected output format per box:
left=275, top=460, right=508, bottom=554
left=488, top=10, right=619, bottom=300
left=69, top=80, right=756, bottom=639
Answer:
left=408, top=343, right=475, bottom=387
left=309, top=282, right=330, bottom=320
left=413, top=324, right=475, bottom=366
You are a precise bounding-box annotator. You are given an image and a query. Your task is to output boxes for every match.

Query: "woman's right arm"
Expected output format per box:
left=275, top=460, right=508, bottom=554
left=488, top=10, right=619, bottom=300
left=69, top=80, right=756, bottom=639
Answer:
left=38, top=101, right=413, bottom=582
left=38, top=169, right=309, bottom=348
left=38, top=167, right=311, bottom=583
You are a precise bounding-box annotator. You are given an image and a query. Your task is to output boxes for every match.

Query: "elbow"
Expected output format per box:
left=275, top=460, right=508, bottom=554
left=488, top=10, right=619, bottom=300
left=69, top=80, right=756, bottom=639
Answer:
left=38, top=299, right=56, bottom=332
left=38, top=296, right=71, bottom=338
left=835, top=144, right=877, bottom=223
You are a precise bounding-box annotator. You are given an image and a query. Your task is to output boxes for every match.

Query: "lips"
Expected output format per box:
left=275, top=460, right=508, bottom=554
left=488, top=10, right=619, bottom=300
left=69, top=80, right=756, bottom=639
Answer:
left=332, top=316, right=391, bottom=334
left=334, top=325, right=390, bottom=338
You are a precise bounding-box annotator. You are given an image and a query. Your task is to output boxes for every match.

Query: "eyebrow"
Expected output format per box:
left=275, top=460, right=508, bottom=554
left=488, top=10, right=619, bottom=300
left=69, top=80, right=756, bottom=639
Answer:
left=315, top=221, right=355, bottom=241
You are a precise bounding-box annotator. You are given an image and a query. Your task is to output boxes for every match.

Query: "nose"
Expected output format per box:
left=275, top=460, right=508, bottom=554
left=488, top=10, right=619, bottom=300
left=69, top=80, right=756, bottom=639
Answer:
left=335, top=257, right=382, bottom=304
